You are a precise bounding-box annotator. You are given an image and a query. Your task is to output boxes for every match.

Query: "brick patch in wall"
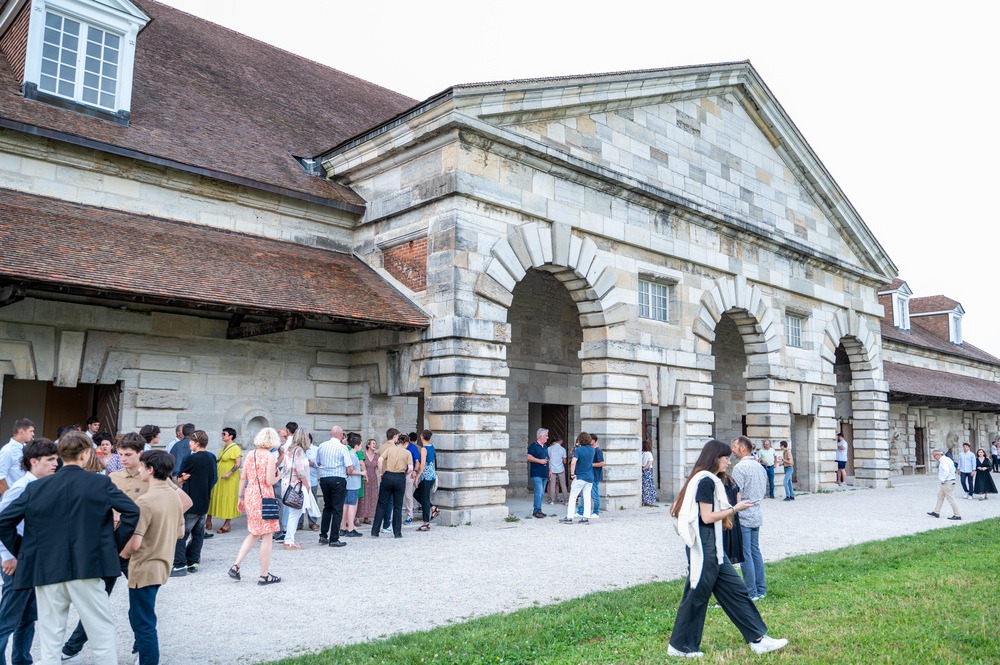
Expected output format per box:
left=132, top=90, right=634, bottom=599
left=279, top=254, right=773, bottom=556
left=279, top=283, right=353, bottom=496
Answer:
left=383, top=237, right=427, bottom=291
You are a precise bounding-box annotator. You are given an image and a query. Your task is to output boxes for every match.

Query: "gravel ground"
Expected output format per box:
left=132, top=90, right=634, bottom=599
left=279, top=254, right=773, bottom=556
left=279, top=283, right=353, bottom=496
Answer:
left=22, top=474, right=999, bottom=664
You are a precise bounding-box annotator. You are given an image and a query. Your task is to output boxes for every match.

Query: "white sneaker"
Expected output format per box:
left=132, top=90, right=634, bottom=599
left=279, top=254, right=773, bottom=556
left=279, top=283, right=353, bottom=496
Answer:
left=749, top=635, right=788, bottom=655
left=667, top=644, right=704, bottom=658
left=589, top=514, right=600, bottom=519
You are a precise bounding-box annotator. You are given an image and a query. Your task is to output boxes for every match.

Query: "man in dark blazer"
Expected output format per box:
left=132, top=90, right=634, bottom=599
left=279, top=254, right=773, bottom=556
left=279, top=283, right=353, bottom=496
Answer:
left=0, top=431, right=140, bottom=665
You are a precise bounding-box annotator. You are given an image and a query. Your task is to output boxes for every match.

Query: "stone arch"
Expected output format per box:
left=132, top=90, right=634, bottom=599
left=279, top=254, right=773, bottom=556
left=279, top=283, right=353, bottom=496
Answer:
left=693, top=275, right=782, bottom=365
left=474, top=221, right=619, bottom=325
left=820, top=310, right=882, bottom=377
left=820, top=311, right=889, bottom=487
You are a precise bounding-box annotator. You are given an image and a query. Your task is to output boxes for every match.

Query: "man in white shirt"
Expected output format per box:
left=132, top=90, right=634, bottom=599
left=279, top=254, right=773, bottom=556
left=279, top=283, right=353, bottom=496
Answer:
left=84, top=417, right=101, bottom=443
left=316, top=426, right=358, bottom=548
left=757, top=440, right=776, bottom=499
left=547, top=435, right=567, bottom=504
left=957, top=443, right=976, bottom=499
left=0, top=419, right=35, bottom=495
left=992, top=442, right=1000, bottom=474
left=928, top=449, right=961, bottom=520
left=0, top=438, right=59, bottom=664
left=835, top=434, right=849, bottom=486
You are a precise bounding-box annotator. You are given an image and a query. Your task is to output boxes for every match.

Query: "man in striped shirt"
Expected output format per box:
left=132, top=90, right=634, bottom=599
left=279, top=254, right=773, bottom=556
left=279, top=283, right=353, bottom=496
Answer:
left=316, top=426, right=357, bottom=548
left=732, top=436, right=768, bottom=601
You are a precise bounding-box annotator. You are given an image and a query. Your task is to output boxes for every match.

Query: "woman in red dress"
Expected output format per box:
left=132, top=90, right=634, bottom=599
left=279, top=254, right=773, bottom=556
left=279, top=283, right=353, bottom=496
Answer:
left=229, top=427, right=282, bottom=585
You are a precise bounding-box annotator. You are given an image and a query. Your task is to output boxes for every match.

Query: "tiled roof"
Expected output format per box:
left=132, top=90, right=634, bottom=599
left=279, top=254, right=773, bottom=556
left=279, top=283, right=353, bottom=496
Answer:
left=878, top=278, right=907, bottom=292
left=910, top=295, right=961, bottom=314
left=880, top=320, right=1000, bottom=367
left=884, top=361, right=1000, bottom=409
left=0, top=189, right=428, bottom=329
left=0, top=0, right=416, bottom=208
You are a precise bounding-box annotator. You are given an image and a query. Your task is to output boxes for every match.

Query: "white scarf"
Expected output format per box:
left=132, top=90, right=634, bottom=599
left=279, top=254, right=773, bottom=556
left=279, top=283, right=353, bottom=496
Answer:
left=673, top=470, right=731, bottom=589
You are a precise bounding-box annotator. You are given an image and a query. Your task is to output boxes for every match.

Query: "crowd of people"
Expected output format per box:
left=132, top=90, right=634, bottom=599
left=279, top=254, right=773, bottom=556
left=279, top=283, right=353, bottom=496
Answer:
left=0, top=417, right=440, bottom=664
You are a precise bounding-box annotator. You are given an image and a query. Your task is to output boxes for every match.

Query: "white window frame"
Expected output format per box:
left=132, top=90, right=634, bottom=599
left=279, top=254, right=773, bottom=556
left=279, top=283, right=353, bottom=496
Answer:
left=23, top=0, right=149, bottom=116
left=785, top=313, right=804, bottom=348
left=638, top=277, right=671, bottom=323
left=892, top=292, right=910, bottom=331
left=949, top=312, right=963, bottom=345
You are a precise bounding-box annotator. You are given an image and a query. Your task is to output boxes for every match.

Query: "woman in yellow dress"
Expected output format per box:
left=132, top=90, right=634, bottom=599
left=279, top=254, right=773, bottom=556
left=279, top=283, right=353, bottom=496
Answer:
left=207, top=427, right=243, bottom=533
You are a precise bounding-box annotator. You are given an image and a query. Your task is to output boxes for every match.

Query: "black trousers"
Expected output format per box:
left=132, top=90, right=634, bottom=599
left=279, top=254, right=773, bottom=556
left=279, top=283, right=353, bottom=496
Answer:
left=319, top=476, right=347, bottom=542
left=372, top=472, right=406, bottom=537
left=993, top=455, right=999, bottom=473
left=415, top=477, right=433, bottom=522
left=669, top=529, right=767, bottom=653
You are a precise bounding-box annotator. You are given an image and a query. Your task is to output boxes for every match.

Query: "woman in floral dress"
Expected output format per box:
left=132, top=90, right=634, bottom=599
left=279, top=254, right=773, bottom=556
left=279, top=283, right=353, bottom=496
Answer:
left=357, top=438, right=380, bottom=524
left=641, top=438, right=658, bottom=506
left=229, top=427, right=281, bottom=585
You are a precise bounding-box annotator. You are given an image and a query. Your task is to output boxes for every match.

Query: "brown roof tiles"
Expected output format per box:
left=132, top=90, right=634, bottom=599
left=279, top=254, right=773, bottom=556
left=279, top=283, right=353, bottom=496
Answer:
left=880, top=320, right=1000, bottom=367
left=0, top=0, right=416, bottom=208
left=910, top=295, right=961, bottom=314
left=884, top=361, right=1000, bottom=411
left=0, top=189, right=428, bottom=329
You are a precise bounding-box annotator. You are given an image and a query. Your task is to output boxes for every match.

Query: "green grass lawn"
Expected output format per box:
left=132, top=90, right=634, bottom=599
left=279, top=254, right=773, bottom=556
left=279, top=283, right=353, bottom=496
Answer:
left=273, top=519, right=1000, bottom=664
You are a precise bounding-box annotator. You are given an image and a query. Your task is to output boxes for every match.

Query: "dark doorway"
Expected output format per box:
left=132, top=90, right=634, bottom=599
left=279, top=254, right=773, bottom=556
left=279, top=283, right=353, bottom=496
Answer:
left=839, top=421, right=855, bottom=479
left=541, top=404, right=570, bottom=444
left=914, top=427, right=926, bottom=472
left=2, top=377, right=120, bottom=440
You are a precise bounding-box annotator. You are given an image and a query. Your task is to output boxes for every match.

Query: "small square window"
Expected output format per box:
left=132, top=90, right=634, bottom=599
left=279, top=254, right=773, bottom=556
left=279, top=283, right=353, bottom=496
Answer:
left=639, top=278, right=670, bottom=322
left=786, top=314, right=804, bottom=348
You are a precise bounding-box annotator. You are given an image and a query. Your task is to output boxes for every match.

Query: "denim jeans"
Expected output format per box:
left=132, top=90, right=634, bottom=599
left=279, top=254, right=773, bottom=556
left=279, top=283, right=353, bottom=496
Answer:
left=739, top=525, right=766, bottom=598
left=764, top=466, right=775, bottom=498
left=128, top=585, right=160, bottom=665
left=577, top=479, right=600, bottom=515
left=173, top=513, right=206, bottom=568
left=0, top=569, right=36, bottom=665
left=784, top=466, right=795, bottom=498
left=960, top=472, right=974, bottom=497
left=531, top=476, right=546, bottom=512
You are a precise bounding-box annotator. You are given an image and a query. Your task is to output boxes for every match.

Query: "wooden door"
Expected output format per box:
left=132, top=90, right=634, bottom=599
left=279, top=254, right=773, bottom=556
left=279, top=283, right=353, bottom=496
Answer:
left=541, top=404, right=570, bottom=490
left=94, top=382, right=123, bottom=437
left=840, top=422, right=855, bottom=478
left=42, top=383, right=93, bottom=440
left=914, top=427, right=926, bottom=471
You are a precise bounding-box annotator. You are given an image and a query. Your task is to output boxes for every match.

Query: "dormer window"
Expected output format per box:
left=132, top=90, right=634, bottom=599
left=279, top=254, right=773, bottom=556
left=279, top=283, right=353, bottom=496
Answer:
left=892, top=291, right=910, bottom=331
left=20, top=0, right=149, bottom=122
left=949, top=309, right=964, bottom=345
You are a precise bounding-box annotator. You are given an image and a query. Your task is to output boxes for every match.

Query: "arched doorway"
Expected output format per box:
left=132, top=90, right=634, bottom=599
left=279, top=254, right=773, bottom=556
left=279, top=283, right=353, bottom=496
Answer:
left=505, top=268, right=584, bottom=501
left=834, top=342, right=856, bottom=481
left=711, top=313, right=748, bottom=440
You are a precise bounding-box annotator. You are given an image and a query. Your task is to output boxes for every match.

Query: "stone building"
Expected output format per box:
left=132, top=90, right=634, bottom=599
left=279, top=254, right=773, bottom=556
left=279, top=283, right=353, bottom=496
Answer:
left=877, top=280, right=1000, bottom=472
left=0, top=0, right=995, bottom=523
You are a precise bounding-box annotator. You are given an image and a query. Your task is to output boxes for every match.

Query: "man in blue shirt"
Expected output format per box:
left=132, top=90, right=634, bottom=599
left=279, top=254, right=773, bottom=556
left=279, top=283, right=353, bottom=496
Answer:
left=526, top=429, right=550, bottom=518
left=561, top=433, right=596, bottom=524
left=577, top=434, right=604, bottom=518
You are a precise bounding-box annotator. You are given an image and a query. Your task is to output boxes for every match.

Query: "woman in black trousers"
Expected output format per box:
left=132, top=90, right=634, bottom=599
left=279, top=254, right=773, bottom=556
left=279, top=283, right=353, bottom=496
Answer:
left=370, top=435, right=412, bottom=538
left=667, top=440, right=787, bottom=658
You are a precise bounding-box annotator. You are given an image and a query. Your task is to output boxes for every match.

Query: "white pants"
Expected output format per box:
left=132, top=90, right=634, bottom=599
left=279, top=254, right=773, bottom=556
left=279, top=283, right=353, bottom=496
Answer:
left=285, top=505, right=305, bottom=544
left=35, top=578, right=117, bottom=665
left=404, top=474, right=415, bottom=519
left=567, top=479, right=593, bottom=519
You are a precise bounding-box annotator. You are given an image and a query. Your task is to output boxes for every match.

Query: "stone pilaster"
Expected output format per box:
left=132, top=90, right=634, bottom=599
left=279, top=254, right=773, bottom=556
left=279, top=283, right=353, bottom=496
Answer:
left=851, top=375, right=890, bottom=488
left=418, top=318, right=511, bottom=525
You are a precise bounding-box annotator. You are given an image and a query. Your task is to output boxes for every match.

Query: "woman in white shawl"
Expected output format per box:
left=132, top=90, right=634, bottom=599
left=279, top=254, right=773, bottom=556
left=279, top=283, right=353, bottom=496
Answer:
left=667, top=439, right=788, bottom=658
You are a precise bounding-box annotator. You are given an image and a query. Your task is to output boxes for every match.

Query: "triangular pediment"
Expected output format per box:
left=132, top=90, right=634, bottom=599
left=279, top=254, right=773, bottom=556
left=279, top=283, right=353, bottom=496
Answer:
left=450, top=63, right=895, bottom=279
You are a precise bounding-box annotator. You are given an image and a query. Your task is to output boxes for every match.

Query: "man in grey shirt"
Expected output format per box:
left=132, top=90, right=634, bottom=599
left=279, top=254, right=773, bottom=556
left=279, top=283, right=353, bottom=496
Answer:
left=732, top=436, right=768, bottom=600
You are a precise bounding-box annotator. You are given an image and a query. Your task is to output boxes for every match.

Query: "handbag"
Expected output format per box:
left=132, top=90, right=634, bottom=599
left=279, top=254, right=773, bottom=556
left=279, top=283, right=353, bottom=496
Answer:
left=252, top=452, right=281, bottom=521
left=281, top=448, right=305, bottom=509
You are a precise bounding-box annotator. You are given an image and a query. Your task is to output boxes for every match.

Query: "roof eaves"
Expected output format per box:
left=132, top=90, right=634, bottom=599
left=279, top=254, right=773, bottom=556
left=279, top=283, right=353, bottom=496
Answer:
left=0, top=116, right=367, bottom=215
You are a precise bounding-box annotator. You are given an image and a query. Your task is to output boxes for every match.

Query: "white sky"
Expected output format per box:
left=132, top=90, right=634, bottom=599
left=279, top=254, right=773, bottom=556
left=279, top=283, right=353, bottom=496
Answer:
left=161, top=0, right=999, bottom=351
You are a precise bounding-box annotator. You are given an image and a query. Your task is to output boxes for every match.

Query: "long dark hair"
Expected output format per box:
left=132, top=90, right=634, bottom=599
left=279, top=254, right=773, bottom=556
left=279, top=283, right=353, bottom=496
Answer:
left=670, top=439, right=734, bottom=528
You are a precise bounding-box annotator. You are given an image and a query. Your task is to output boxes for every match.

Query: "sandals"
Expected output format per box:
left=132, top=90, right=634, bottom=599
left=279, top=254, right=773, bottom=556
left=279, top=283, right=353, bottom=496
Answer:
left=283, top=543, right=303, bottom=550
left=258, top=573, right=281, bottom=586
left=217, top=526, right=231, bottom=534
left=430, top=507, right=440, bottom=519
left=309, top=524, right=319, bottom=531
left=416, top=523, right=430, bottom=532
left=228, top=565, right=240, bottom=581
